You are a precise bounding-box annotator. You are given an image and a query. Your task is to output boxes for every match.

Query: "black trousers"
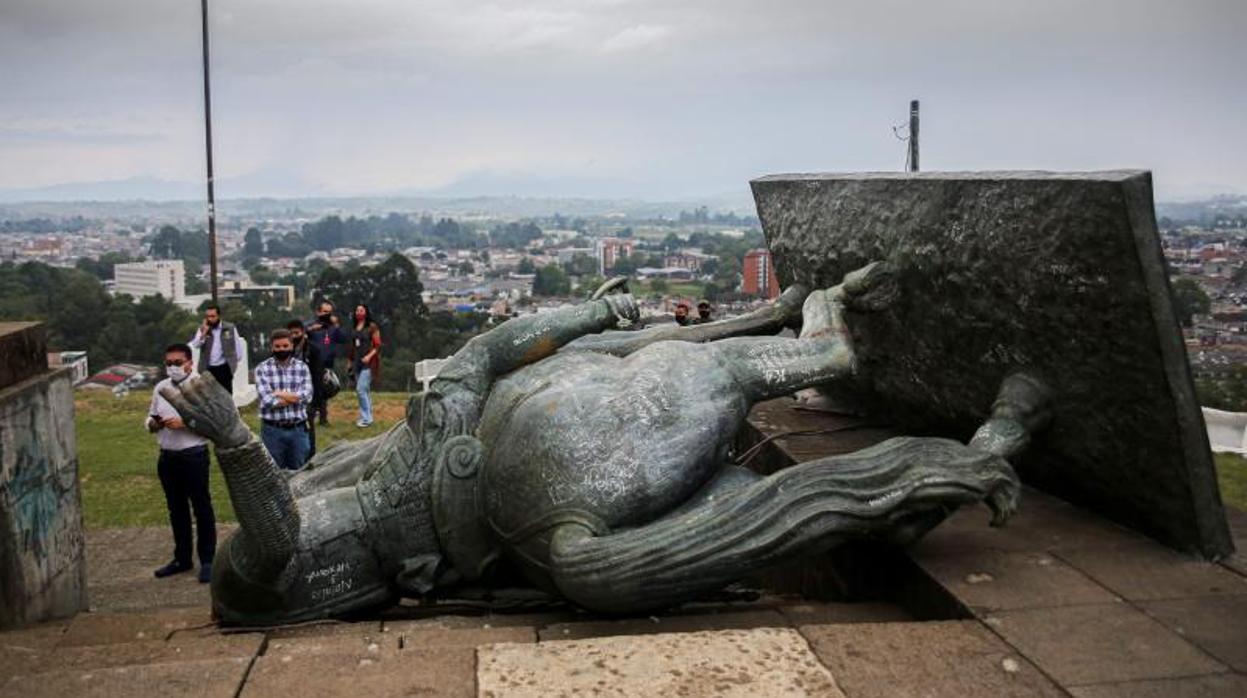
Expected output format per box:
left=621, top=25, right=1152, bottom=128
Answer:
left=206, top=363, right=234, bottom=395
left=157, top=446, right=216, bottom=565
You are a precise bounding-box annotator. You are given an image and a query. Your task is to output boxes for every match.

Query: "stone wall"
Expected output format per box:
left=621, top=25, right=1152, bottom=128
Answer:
left=0, top=322, right=87, bottom=629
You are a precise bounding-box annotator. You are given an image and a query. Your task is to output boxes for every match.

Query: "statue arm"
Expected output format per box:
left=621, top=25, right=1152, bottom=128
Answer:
left=433, top=295, right=637, bottom=394
left=160, top=375, right=301, bottom=581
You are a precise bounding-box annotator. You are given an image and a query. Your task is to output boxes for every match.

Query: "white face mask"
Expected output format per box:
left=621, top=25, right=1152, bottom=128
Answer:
left=168, top=365, right=188, bottom=382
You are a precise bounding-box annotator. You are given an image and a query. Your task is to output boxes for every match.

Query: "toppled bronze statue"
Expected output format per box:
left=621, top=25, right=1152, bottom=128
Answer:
left=161, top=263, right=1049, bottom=625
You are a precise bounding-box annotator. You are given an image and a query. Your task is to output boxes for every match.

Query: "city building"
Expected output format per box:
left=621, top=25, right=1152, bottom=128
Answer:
left=48, top=351, right=89, bottom=385
left=595, top=238, right=636, bottom=275
left=742, top=249, right=780, bottom=299
left=220, top=280, right=297, bottom=309
left=663, top=249, right=716, bottom=272
left=556, top=247, right=596, bottom=265
left=113, top=260, right=185, bottom=302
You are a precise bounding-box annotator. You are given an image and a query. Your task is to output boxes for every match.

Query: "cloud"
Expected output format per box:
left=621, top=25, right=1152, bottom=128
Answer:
left=600, top=24, right=671, bottom=53
left=0, top=0, right=1245, bottom=199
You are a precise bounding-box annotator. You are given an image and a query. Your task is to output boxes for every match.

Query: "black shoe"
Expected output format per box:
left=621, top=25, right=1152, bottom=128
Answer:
left=198, top=563, right=213, bottom=584
left=154, top=560, right=192, bottom=578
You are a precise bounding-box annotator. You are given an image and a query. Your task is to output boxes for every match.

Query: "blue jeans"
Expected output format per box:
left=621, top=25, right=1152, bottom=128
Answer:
left=261, top=423, right=310, bottom=471
left=356, top=367, right=373, bottom=425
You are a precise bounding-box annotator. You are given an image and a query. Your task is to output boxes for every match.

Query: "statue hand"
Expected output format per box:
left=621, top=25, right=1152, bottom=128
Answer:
left=601, top=293, right=639, bottom=327
left=159, top=374, right=250, bottom=449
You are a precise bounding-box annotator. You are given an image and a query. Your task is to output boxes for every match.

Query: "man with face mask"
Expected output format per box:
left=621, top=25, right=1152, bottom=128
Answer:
left=305, top=300, right=346, bottom=432
left=255, top=329, right=314, bottom=471
left=287, top=319, right=309, bottom=363
left=146, top=343, right=216, bottom=583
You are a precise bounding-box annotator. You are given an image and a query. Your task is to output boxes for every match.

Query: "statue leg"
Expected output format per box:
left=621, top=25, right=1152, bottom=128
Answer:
left=711, top=263, right=895, bottom=401
left=562, top=283, right=810, bottom=356
left=288, top=429, right=390, bottom=497
left=545, top=435, right=1020, bottom=613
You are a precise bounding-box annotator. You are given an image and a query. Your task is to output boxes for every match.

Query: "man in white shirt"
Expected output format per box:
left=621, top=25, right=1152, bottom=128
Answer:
left=189, top=303, right=244, bottom=395
left=147, top=342, right=217, bottom=583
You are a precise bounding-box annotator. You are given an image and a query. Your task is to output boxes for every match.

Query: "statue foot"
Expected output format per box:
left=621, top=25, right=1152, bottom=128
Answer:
left=590, top=276, right=630, bottom=300
left=798, top=262, right=896, bottom=341
left=797, top=287, right=843, bottom=340
left=838, top=261, right=898, bottom=313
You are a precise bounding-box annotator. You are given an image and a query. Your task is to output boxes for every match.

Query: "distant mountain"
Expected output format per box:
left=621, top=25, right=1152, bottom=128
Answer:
left=1156, top=195, right=1247, bottom=225
left=0, top=170, right=758, bottom=220
left=0, top=176, right=205, bottom=204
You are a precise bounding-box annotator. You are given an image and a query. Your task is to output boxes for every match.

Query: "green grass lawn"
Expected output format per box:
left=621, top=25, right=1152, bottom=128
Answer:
left=75, top=387, right=1247, bottom=529
left=74, top=389, right=410, bottom=529
left=1215, top=453, right=1247, bottom=512
left=629, top=279, right=707, bottom=299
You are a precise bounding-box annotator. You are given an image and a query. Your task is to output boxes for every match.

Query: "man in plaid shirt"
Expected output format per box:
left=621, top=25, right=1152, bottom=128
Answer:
left=255, top=328, right=314, bottom=470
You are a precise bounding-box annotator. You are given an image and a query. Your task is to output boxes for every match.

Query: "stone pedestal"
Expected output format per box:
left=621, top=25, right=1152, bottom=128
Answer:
left=0, top=322, right=88, bottom=629
left=751, top=171, right=1232, bottom=558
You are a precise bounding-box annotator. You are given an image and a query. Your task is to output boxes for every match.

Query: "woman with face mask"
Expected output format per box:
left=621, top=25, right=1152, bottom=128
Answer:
left=349, top=303, right=382, bottom=428
left=145, top=343, right=216, bottom=584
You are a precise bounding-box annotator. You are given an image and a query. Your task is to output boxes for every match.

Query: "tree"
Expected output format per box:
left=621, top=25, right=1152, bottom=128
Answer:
left=612, top=254, right=640, bottom=276
left=185, top=272, right=209, bottom=295
left=243, top=227, right=265, bottom=259
left=457, top=261, right=475, bottom=276
left=714, top=256, right=742, bottom=291
left=649, top=278, right=669, bottom=295
left=533, top=264, right=571, bottom=296
left=1197, top=365, right=1247, bottom=411
left=577, top=274, right=606, bottom=297
left=313, top=253, right=432, bottom=388
left=267, top=232, right=312, bottom=258
left=75, top=251, right=137, bottom=281
left=564, top=253, right=597, bottom=277
left=49, top=272, right=111, bottom=355
left=1171, top=278, right=1210, bottom=328
left=516, top=257, right=537, bottom=274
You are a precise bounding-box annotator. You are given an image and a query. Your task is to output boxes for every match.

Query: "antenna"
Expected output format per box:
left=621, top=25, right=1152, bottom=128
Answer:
left=201, top=0, right=219, bottom=301
left=908, top=100, right=919, bottom=172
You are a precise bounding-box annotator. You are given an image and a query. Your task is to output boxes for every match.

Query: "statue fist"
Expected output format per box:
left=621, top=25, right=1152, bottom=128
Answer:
left=159, top=374, right=251, bottom=449
left=602, top=293, right=639, bottom=327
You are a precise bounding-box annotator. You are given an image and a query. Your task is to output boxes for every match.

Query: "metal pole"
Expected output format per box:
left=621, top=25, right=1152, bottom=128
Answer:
left=908, top=100, right=920, bottom=172
left=201, top=0, right=219, bottom=301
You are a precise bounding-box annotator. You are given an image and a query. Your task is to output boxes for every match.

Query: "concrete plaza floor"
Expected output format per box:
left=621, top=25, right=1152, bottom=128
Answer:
left=3, top=400, right=1247, bottom=696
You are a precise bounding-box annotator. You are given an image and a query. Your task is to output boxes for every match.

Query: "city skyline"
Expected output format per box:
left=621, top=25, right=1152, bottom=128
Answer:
left=2, top=0, right=1246, bottom=203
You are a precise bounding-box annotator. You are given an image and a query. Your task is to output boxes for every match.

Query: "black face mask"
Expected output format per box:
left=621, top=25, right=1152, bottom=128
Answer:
left=318, top=313, right=332, bottom=324
left=273, top=350, right=293, bottom=362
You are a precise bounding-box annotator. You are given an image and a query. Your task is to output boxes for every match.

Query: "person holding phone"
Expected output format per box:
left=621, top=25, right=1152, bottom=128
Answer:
left=146, top=343, right=216, bottom=583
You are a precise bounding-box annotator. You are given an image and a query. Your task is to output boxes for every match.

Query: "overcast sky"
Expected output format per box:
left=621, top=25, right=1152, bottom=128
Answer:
left=2, top=0, right=1245, bottom=202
